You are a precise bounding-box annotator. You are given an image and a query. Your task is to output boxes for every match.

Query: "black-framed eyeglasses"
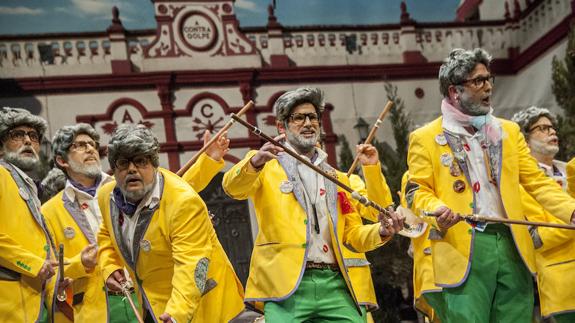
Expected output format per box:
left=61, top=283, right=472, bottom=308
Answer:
left=70, top=140, right=99, bottom=152
left=8, top=129, right=40, bottom=143
left=529, top=124, right=556, bottom=134
left=289, top=112, right=320, bottom=125
left=458, top=75, right=495, bottom=89
left=115, top=155, right=151, bottom=171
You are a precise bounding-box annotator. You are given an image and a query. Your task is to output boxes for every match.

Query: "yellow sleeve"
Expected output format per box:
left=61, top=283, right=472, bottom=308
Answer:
left=406, top=131, right=445, bottom=228
left=521, top=186, right=575, bottom=252
left=222, top=150, right=262, bottom=200
left=164, top=195, right=214, bottom=322
left=362, top=162, right=394, bottom=220
left=567, top=157, right=575, bottom=198
left=181, top=152, right=224, bottom=193
left=516, top=126, right=575, bottom=223
left=349, top=174, right=378, bottom=223
left=0, top=233, right=46, bottom=278
left=338, top=174, right=388, bottom=252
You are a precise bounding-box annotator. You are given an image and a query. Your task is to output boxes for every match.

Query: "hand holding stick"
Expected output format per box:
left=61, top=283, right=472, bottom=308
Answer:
left=422, top=210, right=575, bottom=230
left=176, top=100, right=254, bottom=176
left=346, top=101, right=394, bottom=177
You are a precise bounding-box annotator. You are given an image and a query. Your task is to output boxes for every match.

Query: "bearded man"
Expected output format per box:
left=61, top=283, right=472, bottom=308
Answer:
left=97, top=124, right=245, bottom=323
left=0, top=107, right=57, bottom=322
left=405, top=48, right=575, bottom=323
left=223, top=87, right=404, bottom=322
left=42, top=123, right=139, bottom=322
left=511, top=107, right=575, bottom=322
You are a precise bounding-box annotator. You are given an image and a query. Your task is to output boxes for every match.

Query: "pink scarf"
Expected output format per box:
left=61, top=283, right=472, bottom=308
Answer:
left=441, top=99, right=501, bottom=145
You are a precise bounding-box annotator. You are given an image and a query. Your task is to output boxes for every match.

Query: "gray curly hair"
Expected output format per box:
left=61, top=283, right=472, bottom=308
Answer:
left=107, top=124, right=160, bottom=170
left=511, top=106, right=557, bottom=138
left=40, top=168, right=67, bottom=202
left=52, top=123, right=100, bottom=169
left=439, top=48, right=492, bottom=98
left=273, top=88, right=325, bottom=123
left=0, top=107, right=47, bottom=144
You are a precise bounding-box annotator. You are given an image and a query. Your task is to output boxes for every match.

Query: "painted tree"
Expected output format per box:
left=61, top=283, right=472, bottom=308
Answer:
left=552, top=24, right=575, bottom=161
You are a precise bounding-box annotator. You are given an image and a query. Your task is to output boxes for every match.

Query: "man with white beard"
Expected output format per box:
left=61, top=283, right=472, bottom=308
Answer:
left=41, top=124, right=139, bottom=322
left=511, top=107, right=575, bottom=322
left=0, top=107, right=58, bottom=322
left=223, top=87, right=404, bottom=322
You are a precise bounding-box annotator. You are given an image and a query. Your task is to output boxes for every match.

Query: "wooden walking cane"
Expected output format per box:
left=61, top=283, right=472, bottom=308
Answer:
left=422, top=211, right=575, bottom=230
left=346, top=101, right=394, bottom=177
left=176, top=100, right=254, bottom=176
left=230, top=114, right=427, bottom=238
left=121, top=281, right=144, bottom=323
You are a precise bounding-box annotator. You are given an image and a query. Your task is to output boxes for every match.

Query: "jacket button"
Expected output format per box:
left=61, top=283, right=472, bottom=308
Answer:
left=301, top=243, right=307, bottom=248
left=304, top=219, right=308, bottom=225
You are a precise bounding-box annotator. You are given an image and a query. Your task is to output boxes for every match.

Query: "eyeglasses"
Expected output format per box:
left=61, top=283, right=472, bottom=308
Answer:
left=70, top=140, right=99, bottom=152
left=529, top=124, right=556, bottom=134
left=458, top=75, right=495, bottom=89
left=7, top=129, right=40, bottom=143
left=289, top=112, right=320, bottom=125
left=115, top=155, right=151, bottom=171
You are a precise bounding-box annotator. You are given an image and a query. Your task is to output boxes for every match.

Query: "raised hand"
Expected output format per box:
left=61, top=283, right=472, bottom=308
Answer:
left=250, top=134, right=285, bottom=169
left=204, top=130, right=230, bottom=161
left=355, top=143, right=379, bottom=166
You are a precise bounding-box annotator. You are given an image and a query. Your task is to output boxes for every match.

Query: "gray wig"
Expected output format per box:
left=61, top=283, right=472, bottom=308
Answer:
left=0, top=107, right=47, bottom=144
left=273, top=87, right=325, bottom=123
left=439, top=48, right=492, bottom=98
left=107, top=124, right=160, bottom=170
left=511, top=106, right=557, bottom=139
left=52, top=123, right=100, bottom=169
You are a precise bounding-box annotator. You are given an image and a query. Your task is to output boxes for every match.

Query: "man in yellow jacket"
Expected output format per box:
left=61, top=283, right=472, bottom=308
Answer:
left=223, top=87, right=405, bottom=322
left=42, top=123, right=138, bottom=323
left=406, top=48, right=575, bottom=323
left=98, top=124, right=245, bottom=323
left=0, top=107, right=58, bottom=322
left=511, top=107, right=575, bottom=322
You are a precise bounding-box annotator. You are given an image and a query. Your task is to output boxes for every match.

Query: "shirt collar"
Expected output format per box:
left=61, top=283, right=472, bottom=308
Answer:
left=64, top=172, right=113, bottom=201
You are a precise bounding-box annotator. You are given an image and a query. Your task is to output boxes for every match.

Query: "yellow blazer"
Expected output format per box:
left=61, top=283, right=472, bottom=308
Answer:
left=42, top=190, right=108, bottom=322
left=222, top=150, right=386, bottom=310
left=0, top=164, right=53, bottom=322
left=399, top=172, right=439, bottom=321
left=346, top=166, right=392, bottom=311
left=568, top=158, right=575, bottom=198
left=181, top=152, right=225, bottom=193
left=98, top=168, right=244, bottom=323
left=406, top=117, right=575, bottom=287
left=521, top=185, right=575, bottom=317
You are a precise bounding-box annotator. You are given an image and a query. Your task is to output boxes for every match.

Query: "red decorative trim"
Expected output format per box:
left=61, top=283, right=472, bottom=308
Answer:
left=402, top=51, right=427, bottom=64
left=223, top=154, right=240, bottom=164
left=76, top=97, right=168, bottom=124
left=456, top=0, right=483, bottom=22
left=270, top=55, right=291, bottom=68
left=414, top=88, right=424, bottom=99
left=111, top=60, right=132, bottom=74
left=512, top=14, right=573, bottom=71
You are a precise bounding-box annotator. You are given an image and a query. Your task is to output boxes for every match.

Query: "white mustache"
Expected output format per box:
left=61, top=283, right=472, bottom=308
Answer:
left=18, top=146, right=37, bottom=157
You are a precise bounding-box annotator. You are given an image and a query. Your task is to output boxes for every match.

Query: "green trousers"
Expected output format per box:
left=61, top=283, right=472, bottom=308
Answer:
left=264, top=269, right=367, bottom=322
left=424, top=224, right=533, bottom=323
left=108, top=292, right=140, bottom=323
left=553, top=312, right=575, bottom=323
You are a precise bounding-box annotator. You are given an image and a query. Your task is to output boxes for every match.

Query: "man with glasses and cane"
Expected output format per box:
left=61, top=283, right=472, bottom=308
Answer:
left=405, top=48, right=575, bottom=323
left=0, top=107, right=59, bottom=322
left=42, top=123, right=140, bottom=322
left=223, top=87, right=404, bottom=322
left=97, top=124, right=244, bottom=323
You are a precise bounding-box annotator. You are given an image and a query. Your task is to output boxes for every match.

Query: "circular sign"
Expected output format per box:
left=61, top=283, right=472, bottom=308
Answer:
left=179, top=11, right=218, bottom=52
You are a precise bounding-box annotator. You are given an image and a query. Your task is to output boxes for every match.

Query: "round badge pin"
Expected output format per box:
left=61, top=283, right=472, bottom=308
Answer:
left=435, top=134, right=447, bottom=146
left=63, top=227, right=75, bottom=239
left=450, top=162, right=462, bottom=177
left=454, top=149, right=466, bottom=162
left=140, top=240, right=152, bottom=252
left=18, top=188, right=30, bottom=201
left=453, top=180, right=466, bottom=193
left=279, top=180, right=294, bottom=194
left=440, top=153, right=453, bottom=167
